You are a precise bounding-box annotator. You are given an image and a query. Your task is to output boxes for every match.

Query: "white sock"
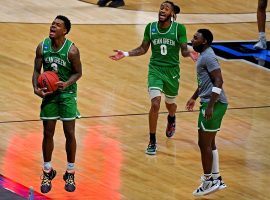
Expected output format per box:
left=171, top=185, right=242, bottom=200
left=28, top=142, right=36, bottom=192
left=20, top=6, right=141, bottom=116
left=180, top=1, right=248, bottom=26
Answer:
left=67, top=162, right=75, bottom=172
left=212, top=149, right=220, bottom=179
left=259, top=32, right=266, bottom=40
left=204, top=174, right=212, bottom=180
left=43, top=162, right=52, bottom=172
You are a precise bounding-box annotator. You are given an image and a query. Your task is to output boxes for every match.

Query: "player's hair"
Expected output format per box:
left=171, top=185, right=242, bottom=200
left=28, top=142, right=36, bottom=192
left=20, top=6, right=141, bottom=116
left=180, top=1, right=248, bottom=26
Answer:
left=197, top=29, right=213, bottom=45
left=163, top=1, right=180, bottom=14
left=55, top=15, right=71, bottom=34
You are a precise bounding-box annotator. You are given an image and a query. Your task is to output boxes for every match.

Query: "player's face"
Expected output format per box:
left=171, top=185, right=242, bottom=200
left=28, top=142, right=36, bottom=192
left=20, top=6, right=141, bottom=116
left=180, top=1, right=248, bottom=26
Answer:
left=49, top=18, right=67, bottom=39
left=191, top=32, right=207, bottom=53
left=159, top=3, right=173, bottom=22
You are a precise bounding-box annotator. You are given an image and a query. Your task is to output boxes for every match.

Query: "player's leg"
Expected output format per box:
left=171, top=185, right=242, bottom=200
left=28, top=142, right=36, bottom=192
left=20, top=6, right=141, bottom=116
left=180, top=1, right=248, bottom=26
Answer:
left=60, top=92, right=80, bottom=192
left=62, top=120, right=77, bottom=192
left=146, top=90, right=161, bottom=155
left=146, top=67, right=163, bottom=155
left=211, top=139, right=227, bottom=190
left=40, top=96, right=59, bottom=193
left=163, top=66, right=179, bottom=138
left=193, top=130, right=220, bottom=196
left=254, top=0, right=268, bottom=49
left=165, top=99, right=177, bottom=137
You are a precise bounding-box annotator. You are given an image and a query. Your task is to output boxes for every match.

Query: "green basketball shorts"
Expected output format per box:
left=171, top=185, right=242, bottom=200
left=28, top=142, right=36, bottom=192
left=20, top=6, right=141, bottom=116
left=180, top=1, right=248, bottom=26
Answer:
left=40, top=92, right=81, bottom=121
left=148, top=65, right=180, bottom=98
left=198, top=101, right=228, bottom=132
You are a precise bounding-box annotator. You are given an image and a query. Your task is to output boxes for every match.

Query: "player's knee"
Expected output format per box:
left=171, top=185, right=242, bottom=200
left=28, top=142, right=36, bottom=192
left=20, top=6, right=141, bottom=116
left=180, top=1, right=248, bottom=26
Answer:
left=151, top=99, right=161, bottom=113
left=165, top=96, right=176, bottom=104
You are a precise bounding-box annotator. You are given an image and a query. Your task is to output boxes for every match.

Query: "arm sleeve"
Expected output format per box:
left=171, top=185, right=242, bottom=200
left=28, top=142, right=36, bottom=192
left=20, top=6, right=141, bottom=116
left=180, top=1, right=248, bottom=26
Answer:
left=205, top=54, right=220, bottom=72
left=143, top=23, right=151, bottom=42
left=177, top=24, right=188, bottom=44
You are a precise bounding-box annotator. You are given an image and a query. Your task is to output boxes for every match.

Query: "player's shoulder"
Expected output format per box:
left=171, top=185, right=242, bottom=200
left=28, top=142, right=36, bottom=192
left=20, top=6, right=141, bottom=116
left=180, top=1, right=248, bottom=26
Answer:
left=174, top=22, right=186, bottom=29
left=68, top=43, right=80, bottom=56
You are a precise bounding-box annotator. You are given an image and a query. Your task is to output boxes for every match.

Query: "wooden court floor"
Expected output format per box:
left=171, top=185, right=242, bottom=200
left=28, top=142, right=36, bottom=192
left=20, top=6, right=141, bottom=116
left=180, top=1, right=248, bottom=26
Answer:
left=0, top=0, right=270, bottom=199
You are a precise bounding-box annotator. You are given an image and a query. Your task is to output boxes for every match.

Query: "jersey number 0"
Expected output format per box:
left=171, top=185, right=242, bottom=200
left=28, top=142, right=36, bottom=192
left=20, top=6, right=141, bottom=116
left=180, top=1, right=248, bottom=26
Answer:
left=160, top=45, right=167, bottom=55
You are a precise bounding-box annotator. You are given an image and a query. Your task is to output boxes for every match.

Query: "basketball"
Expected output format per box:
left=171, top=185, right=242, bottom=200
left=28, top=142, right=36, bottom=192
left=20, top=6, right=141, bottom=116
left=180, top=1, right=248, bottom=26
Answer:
left=38, top=71, right=59, bottom=92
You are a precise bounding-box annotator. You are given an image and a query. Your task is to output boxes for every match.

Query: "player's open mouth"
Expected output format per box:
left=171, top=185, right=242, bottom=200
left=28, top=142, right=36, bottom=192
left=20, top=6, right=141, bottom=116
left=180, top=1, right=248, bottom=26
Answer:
left=159, top=13, right=166, bottom=20
left=49, top=28, right=56, bottom=36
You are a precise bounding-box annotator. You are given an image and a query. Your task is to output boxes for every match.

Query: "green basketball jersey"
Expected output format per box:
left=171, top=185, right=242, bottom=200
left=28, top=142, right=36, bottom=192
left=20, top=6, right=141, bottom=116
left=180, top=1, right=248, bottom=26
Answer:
left=144, top=21, right=187, bottom=68
left=42, top=37, right=77, bottom=92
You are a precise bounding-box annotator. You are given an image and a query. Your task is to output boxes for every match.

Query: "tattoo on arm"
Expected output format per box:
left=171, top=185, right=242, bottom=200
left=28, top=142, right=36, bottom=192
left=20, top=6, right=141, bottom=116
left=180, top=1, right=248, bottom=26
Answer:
left=129, top=40, right=150, bottom=56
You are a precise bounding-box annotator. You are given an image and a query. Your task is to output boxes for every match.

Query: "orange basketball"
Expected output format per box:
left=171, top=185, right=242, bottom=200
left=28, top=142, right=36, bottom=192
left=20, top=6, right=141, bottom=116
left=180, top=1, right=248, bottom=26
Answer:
left=38, top=71, right=59, bottom=92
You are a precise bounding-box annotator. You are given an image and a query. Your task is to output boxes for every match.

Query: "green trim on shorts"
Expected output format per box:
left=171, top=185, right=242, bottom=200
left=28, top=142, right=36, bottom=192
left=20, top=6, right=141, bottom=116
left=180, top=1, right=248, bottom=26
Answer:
left=198, top=101, right=228, bottom=132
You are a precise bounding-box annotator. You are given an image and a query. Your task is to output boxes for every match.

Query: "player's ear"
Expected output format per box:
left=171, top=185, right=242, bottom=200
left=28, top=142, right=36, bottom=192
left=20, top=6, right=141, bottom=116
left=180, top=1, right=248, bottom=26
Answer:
left=171, top=13, right=176, bottom=21
left=63, top=28, right=67, bottom=35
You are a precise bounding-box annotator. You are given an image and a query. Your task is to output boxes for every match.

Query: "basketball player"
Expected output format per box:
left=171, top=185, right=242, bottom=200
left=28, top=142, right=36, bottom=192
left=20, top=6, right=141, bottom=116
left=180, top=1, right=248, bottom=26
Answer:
left=186, top=29, right=228, bottom=196
left=254, top=0, right=268, bottom=49
left=32, top=15, right=82, bottom=193
left=110, top=1, right=197, bottom=155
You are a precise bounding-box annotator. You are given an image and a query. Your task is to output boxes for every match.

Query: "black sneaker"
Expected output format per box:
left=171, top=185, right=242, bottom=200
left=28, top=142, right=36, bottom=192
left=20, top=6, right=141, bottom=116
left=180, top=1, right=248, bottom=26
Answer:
left=40, top=169, right=56, bottom=193
left=63, top=171, right=76, bottom=192
left=97, top=0, right=111, bottom=7
left=108, top=0, right=125, bottom=7
left=166, top=115, right=175, bottom=138
left=145, top=143, right=157, bottom=155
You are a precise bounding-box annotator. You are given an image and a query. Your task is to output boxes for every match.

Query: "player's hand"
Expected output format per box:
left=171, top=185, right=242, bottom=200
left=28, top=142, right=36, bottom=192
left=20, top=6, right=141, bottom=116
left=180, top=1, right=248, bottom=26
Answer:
left=56, top=81, right=67, bottom=90
left=189, top=51, right=199, bottom=62
left=186, top=98, right=196, bottom=111
left=34, top=87, right=53, bottom=98
left=205, top=106, right=213, bottom=120
left=109, top=50, right=125, bottom=61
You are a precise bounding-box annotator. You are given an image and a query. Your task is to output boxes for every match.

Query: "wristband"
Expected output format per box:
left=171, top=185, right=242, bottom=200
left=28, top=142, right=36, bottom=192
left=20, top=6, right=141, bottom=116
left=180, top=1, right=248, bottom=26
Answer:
left=212, top=87, right=222, bottom=94
left=123, top=51, right=129, bottom=57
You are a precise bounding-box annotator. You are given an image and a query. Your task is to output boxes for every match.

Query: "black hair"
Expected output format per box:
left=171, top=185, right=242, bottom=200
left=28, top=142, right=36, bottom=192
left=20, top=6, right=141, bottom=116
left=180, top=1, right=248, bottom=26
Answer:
left=197, top=29, right=214, bottom=45
left=164, top=1, right=180, bottom=14
left=55, top=15, right=71, bottom=34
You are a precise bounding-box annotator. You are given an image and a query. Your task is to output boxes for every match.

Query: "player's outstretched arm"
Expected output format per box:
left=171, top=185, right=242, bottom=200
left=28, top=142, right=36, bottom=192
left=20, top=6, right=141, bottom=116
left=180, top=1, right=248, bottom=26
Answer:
left=109, top=40, right=150, bottom=61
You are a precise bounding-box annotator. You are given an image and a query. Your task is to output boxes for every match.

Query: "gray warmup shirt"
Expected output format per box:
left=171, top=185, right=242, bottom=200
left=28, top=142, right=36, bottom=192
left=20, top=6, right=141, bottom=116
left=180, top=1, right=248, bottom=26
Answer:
left=196, top=47, right=228, bottom=104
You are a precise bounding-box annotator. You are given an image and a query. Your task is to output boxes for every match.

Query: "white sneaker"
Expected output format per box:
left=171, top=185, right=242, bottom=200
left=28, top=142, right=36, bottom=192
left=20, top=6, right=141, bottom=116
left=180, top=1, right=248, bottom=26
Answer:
left=215, top=176, right=227, bottom=190
left=193, top=176, right=220, bottom=196
left=253, top=39, right=267, bottom=50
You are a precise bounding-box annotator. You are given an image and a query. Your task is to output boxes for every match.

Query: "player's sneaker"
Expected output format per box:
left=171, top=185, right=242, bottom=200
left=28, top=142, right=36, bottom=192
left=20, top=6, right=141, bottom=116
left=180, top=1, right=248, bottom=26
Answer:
left=215, top=176, right=227, bottom=190
left=40, top=168, right=56, bottom=193
left=166, top=115, right=175, bottom=138
left=108, top=0, right=125, bottom=7
left=145, top=143, right=157, bottom=155
left=253, top=39, right=267, bottom=50
left=193, top=176, right=220, bottom=196
left=63, top=171, right=76, bottom=192
left=97, top=0, right=111, bottom=7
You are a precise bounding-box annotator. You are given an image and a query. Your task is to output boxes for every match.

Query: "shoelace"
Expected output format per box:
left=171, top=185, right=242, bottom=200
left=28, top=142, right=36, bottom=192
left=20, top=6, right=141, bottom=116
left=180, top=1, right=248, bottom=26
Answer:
left=40, top=175, right=51, bottom=186
left=66, top=174, right=75, bottom=185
